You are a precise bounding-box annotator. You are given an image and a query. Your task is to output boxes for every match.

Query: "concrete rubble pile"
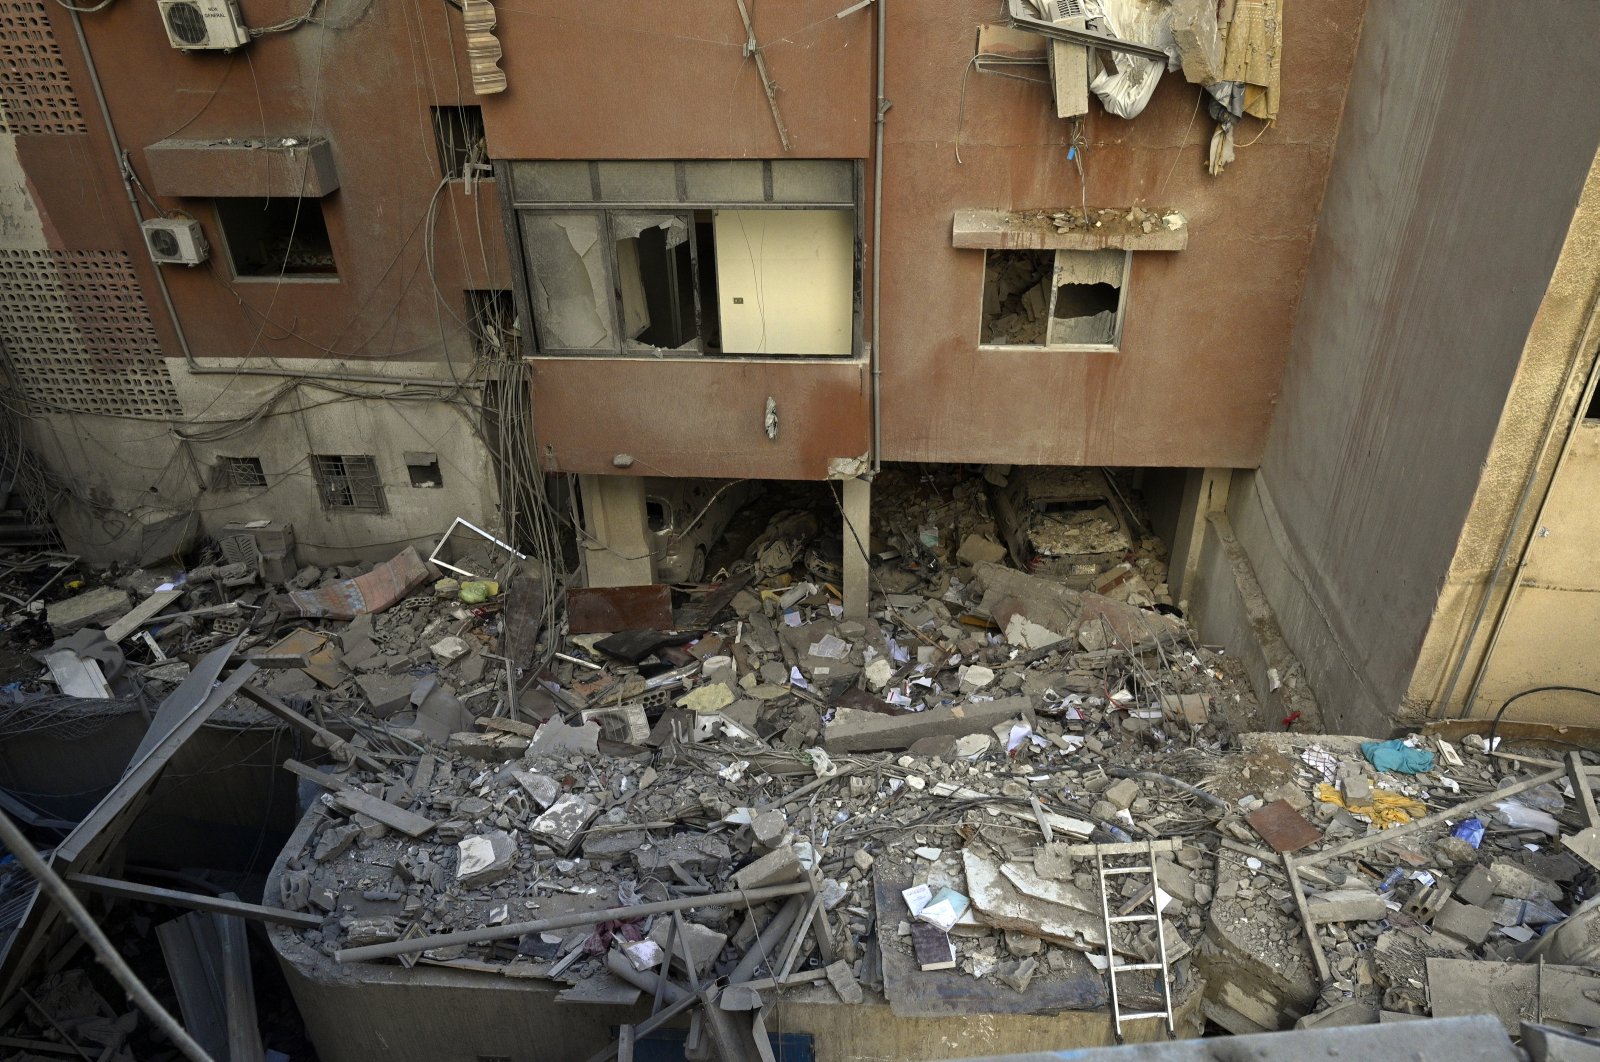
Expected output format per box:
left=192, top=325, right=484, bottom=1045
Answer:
left=17, top=494, right=1600, bottom=1054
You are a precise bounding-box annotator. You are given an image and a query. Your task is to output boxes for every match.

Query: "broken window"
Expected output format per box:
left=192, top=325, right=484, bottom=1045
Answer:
left=505, top=160, right=859, bottom=358
left=311, top=454, right=386, bottom=513
left=211, top=456, right=265, bottom=491
left=405, top=451, right=442, bottom=488
left=214, top=196, right=337, bottom=279
left=981, top=248, right=1128, bottom=348
left=431, top=105, right=487, bottom=180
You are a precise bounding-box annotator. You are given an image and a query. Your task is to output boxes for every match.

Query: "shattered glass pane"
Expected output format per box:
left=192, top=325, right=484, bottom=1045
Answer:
left=521, top=212, right=615, bottom=350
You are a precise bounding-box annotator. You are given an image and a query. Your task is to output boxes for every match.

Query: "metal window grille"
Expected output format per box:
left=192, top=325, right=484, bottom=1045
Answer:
left=211, top=456, right=266, bottom=490
left=311, top=454, right=386, bottom=513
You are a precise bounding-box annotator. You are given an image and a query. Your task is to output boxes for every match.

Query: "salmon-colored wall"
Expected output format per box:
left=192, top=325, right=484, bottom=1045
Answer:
left=31, top=0, right=1362, bottom=479
left=878, top=4, right=1363, bottom=468
left=37, top=0, right=508, bottom=363
left=487, top=1, right=1362, bottom=478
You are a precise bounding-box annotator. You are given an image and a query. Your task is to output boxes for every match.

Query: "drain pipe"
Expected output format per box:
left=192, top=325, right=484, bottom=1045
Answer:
left=1437, top=284, right=1600, bottom=716
left=869, top=0, right=888, bottom=472
left=68, top=10, right=195, bottom=370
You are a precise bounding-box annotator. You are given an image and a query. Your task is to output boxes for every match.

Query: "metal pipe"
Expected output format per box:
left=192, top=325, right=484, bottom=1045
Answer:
left=1437, top=283, right=1600, bottom=716
left=67, top=11, right=195, bottom=369
left=335, top=879, right=813, bottom=963
left=870, top=0, right=888, bottom=472
left=184, top=364, right=484, bottom=388
left=0, top=807, right=218, bottom=1062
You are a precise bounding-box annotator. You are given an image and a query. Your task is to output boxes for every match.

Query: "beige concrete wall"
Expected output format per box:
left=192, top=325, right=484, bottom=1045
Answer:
left=26, top=360, right=503, bottom=566
left=1408, top=147, right=1600, bottom=721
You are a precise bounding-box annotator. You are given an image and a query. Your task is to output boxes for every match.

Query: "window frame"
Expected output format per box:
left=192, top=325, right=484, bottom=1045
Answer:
left=977, top=248, right=1132, bottom=353
left=212, top=195, right=340, bottom=284
left=310, top=454, right=387, bottom=514
left=496, top=159, right=865, bottom=361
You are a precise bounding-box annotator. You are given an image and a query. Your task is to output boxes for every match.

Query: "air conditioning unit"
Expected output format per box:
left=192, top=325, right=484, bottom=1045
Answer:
left=157, top=0, right=250, bottom=51
left=141, top=218, right=209, bottom=266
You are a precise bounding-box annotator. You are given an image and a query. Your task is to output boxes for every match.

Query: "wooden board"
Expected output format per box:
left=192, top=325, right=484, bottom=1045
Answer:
left=333, top=789, right=436, bottom=837
left=104, top=589, right=184, bottom=642
left=567, top=584, right=674, bottom=635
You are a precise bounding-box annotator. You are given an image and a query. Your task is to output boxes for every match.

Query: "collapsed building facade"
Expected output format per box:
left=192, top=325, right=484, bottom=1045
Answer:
left=4, top=0, right=1600, bottom=1059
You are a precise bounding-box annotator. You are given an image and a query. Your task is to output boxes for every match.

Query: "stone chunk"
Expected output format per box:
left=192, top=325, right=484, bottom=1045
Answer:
left=633, top=834, right=732, bottom=878
left=750, top=810, right=788, bottom=849
left=512, top=770, right=560, bottom=809
left=529, top=795, right=598, bottom=855
left=823, top=696, right=1031, bottom=753
left=356, top=673, right=413, bottom=717
left=733, top=845, right=804, bottom=890
left=431, top=635, right=470, bottom=665
left=648, top=918, right=728, bottom=979
left=825, top=959, right=865, bottom=1003
left=1104, top=778, right=1140, bottom=811
left=1454, top=865, right=1494, bottom=908
left=1306, top=889, right=1387, bottom=923
left=1434, top=899, right=1494, bottom=946
left=456, top=830, right=516, bottom=887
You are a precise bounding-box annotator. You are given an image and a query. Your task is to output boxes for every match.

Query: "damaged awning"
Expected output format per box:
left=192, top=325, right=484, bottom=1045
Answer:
left=953, top=207, right=1188, bottom=252
left=143, top=137, right=340, bottom=199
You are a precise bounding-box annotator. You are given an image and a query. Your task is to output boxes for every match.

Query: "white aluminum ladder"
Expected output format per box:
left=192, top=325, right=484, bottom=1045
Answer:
left=1095, top=838, right=1177, bottom=1043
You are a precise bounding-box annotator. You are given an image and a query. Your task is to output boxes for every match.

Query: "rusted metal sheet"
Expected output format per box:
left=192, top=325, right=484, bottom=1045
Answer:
left=275, top=548, right=430, bottom=621
left=567, top=585, right=674, bottom=635
left=1246, top=799, right=1322, bottom=853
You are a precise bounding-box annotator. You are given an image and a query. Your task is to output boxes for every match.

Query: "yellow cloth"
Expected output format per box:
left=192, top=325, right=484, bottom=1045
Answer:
left=1316, top=783, right=1426, bottom=830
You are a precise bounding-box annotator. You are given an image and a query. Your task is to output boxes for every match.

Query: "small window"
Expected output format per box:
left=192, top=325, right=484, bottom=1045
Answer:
left=405, top=451, right=443, bottom=488
left=211, top=456, right=265, bottom=491
left=215, top=196, right=337, bottom=278
left=645, top=498, right=670, bottom=533
left=311, top=454, right=386, bottom=513
left=431, top=105, right=487, bottom=180
left=981, top=249, right=1128, bottom=349
left=466, top=289, right=519, bottom=358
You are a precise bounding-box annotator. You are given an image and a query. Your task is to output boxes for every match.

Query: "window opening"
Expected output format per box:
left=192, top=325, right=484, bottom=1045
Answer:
left=405, top=452, right=443, bottom=488
left=645, top=498, right=670, bottom=533
left=215, top=196, right=337, bottom=278
left=982, top=248, right=1127, bottom=348
left=467, top=289, right=518, bottom=358
left=211, top=455, right=265, bottom=490
left=432, top=105, right=487, bottom=180
left=311, top=454, right=386, bottom=513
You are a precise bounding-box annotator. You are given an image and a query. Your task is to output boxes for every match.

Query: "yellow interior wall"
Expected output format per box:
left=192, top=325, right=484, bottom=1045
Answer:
left=713, top=209, right=853, bottom=356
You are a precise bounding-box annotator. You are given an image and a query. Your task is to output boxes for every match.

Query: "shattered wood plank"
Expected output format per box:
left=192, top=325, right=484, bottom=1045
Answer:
left=331, top=789, right=436, bottom=837
left=104, top=589, right=183, bottom=643
left=1283, top=855, right=1331, bottom=986
left=567, top=585, right=674, bottom=635
left=501, top=570, right=546, bottom=668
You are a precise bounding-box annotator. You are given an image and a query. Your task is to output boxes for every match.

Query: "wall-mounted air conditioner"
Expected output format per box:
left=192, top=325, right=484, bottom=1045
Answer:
left=158, top=0, right=250, bottom=51
left=141, top=218, right=209, bottom=266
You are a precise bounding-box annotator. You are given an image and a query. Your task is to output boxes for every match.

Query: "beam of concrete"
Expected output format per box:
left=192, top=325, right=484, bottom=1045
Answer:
left=842, top=476, right=871, bottom=621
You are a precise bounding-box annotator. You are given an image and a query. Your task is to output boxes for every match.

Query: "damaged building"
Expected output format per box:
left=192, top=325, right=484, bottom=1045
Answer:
left=3, top=0, right=1600, bottom=1059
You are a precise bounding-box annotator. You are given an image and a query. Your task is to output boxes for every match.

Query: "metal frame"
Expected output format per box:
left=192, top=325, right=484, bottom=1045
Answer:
left=427, top=516, right=526, bottom=579
left=497, top=158, right=865, bottom=361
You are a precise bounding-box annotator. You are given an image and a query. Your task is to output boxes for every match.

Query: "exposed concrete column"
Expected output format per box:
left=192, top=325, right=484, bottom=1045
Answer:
left=842, top=476, right=871, bottom=620
left=577, top=474, right=655, bottom=588
left=1169, top=468, right=1231, bottom=609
